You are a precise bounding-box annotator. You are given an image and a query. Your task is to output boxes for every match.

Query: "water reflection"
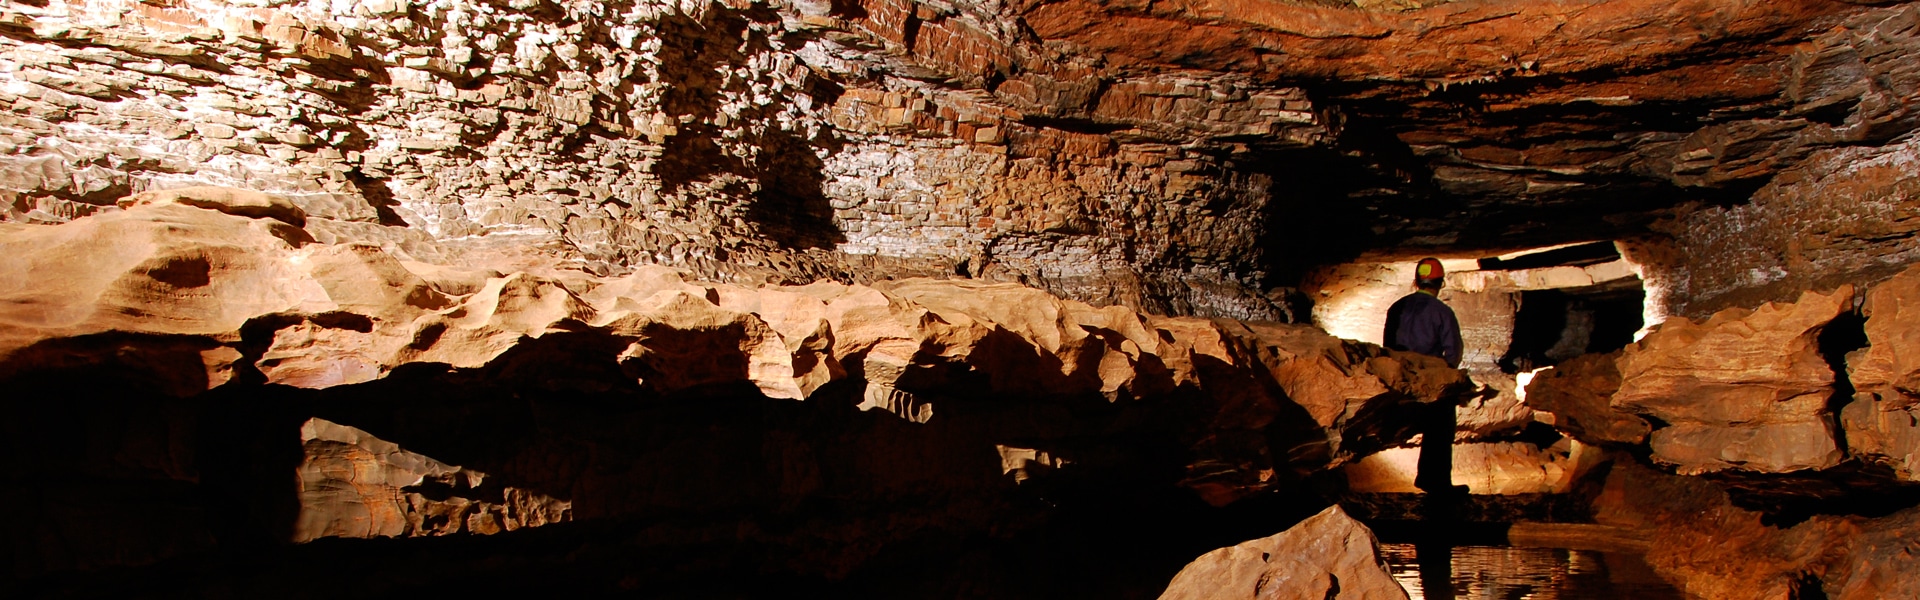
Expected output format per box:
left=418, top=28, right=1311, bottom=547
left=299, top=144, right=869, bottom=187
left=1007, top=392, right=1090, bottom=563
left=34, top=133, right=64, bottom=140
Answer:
left=1380, top=543, right=1694, bottom=600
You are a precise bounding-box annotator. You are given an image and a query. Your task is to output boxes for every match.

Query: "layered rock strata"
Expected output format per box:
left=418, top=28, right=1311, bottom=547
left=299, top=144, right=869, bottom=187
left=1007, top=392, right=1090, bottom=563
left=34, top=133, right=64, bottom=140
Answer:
left=1611, top=285, right=1853, bottom=475
left=5, top=0, right=1919, bottom=320
left=1593, top=461, right=1920, bottom=600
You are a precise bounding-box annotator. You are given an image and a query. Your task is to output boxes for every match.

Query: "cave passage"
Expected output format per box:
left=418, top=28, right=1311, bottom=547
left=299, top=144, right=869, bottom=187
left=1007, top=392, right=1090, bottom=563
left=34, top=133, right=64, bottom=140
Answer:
left=1500, top=282, right=1646, bottom=374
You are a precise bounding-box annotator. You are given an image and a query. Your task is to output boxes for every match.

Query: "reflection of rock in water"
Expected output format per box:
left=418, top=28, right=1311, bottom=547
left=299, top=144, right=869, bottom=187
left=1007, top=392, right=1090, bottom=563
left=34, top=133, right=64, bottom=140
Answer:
left=1379, top=544, right=1690, bottom=600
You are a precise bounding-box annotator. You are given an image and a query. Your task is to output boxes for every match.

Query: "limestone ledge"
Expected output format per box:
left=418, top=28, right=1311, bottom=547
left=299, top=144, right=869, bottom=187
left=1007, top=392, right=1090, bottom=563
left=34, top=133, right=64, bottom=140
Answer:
left=0, top=187, right=1470, bottom=514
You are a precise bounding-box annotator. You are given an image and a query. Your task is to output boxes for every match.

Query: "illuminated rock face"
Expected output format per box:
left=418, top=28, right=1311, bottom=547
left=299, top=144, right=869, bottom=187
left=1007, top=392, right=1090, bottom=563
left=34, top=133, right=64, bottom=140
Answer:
left=1612, top=286, right=1854, bottom=475
left=294, top=417, right=572, bottom=541
left=1343, top=439, right=1604, bottom=495
left=5, top=0, right=1920, bottom=594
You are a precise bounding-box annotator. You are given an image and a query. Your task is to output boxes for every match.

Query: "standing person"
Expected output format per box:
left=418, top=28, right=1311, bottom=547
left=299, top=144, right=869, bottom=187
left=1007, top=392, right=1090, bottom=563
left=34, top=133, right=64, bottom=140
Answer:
left=1383, top=257, right=1468, bottom=496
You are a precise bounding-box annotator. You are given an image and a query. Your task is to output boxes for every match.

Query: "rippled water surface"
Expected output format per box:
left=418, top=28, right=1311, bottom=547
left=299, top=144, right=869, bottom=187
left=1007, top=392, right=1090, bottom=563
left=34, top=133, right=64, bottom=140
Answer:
left=1378, top=543, right=1694, bottom=600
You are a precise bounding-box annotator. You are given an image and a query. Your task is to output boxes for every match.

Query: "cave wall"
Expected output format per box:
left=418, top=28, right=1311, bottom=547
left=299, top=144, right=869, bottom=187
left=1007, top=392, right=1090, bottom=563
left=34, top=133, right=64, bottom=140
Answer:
left=1616, top=6, right=1920, bottom=320
left=0, top=0, right=1331, bottom=320
left=0, top=191, right=1478, bottom=587
left=1632, top=136, right=1920, bottom=320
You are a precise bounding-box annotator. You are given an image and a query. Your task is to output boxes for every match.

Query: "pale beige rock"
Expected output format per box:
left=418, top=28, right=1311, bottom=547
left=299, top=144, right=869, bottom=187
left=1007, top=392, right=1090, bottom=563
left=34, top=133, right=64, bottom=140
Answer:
left=1345, top=438, right=1604, bottom=495
left=118, top=186, right=308, bottom=228
left=1158, top=505, right=1408, bottom=600
left=1612, top=286, right=1852, bottom=474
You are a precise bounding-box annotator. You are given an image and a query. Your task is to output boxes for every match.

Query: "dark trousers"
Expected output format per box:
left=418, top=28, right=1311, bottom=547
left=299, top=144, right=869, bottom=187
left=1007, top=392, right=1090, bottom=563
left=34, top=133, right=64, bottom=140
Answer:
left=1414, top=400, right=1457, bottom=493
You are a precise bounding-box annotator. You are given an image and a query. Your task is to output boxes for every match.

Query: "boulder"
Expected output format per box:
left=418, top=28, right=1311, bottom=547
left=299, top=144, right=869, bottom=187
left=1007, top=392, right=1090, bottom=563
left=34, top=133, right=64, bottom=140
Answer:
left=1611, top=286, right=1853, bottom=474
left=1158, top=505, right=1408, bottom=600
left=1522, top=352, right=1650, bottom=446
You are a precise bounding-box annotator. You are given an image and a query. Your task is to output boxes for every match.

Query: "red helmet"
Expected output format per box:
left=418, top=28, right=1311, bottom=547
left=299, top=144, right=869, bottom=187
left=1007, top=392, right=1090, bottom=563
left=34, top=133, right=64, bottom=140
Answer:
left=1415, top=257, right=1445, bottom=285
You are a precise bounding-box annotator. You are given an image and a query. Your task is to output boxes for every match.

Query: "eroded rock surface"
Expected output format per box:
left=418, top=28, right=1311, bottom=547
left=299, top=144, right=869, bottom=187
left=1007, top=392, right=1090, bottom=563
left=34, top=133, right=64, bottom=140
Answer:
left=1158, top=504, right=1408, bottom=600
left=0, top=190, right=1469, bottom=579
left=5, top=0, right=1919, bottom=321
left=296, top=417, right=571, bottom=541
left=1612, top=286, right=1852, bottom=474
left=1522, top=352, right=1649, bottom=447
left=1594, top=460, right=1920, bottom=600
left=1844, top=264, right=1920, bottom=481
left=1345, top=438, right=1603, bottom=495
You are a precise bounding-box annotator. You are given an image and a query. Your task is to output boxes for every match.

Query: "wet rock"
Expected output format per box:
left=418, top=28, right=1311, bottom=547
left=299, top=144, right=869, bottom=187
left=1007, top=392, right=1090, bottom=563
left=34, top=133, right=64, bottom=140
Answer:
left=1593, top=460, right=1920, bottom=600
left=1158, top=505, right=1408, bottom=600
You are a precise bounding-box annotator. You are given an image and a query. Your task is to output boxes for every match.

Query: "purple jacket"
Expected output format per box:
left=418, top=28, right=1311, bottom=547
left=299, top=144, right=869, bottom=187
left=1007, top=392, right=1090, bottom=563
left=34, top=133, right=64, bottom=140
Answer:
left=1384, top=291, right=1462, bottom=368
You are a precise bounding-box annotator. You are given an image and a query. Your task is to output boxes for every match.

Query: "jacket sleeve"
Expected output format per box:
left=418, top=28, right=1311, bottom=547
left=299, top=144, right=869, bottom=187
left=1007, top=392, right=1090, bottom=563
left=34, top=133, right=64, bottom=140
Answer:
left=1438, top=309, right=1463, bottom=368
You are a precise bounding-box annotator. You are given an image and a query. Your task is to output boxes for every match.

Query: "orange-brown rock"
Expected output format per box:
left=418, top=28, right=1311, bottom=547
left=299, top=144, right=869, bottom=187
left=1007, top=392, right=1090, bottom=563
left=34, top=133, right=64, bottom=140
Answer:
left=1843, top=264, right=1920, bottom=481
left=295, top=418, right=571, bottom=541
left=1158, top=505, right=1408, bottom=600
left=1344, top=438, right=1604, bottom=495
left=1849, top=264, right=1920, bottom=408
left=1593, top=460, right=1920, bottom=600
left=0, top=187, right=1470, bottom=571
left=1612, top=286, right=1853, bottom=474
left=1522, top=352, right=1650, bottom=446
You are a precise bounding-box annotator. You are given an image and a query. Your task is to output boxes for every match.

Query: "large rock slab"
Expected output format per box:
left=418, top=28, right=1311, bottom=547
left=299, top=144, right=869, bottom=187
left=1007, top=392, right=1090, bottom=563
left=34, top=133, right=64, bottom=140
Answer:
left=1522, top=352, right=1650, bottom=446
left=1612, top=286, right=1853, bottom=474
left=1158, top=505, right=1408, bottom=600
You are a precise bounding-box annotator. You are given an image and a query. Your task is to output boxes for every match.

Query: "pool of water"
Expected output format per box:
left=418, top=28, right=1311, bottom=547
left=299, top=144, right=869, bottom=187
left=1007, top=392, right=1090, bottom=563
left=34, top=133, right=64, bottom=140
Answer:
left=1378, top=542, right=1695, bottom=600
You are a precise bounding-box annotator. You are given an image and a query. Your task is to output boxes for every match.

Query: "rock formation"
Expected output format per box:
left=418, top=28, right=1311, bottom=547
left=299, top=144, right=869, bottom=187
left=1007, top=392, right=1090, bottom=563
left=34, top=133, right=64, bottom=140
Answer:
left=1610, top=285, right=1851, bottom=474
left=1158, top=505, right=1407, bottom=600
left=1591, top=460, right=1920, bottom=600
left=0, top=189, right=1467, bottom=583
left=4, top=0, right=1918, bottom=321
left=1521, top=352, right=1649, bottom=447
left=6, top=0, right=1920, bottom=595
left=1344, top=438, right=1604, bottom=495
left=1844, top=265, right=1920, bottom=481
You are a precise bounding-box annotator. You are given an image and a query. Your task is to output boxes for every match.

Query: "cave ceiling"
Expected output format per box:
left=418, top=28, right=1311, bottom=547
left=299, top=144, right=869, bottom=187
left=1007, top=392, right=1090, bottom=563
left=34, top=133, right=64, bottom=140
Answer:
left=853, top=0, right=1916, bottom=257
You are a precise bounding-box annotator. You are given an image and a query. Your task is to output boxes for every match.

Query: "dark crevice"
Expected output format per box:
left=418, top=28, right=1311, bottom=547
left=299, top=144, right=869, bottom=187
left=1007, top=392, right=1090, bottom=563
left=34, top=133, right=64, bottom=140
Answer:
left=1817, top=309, right=1869, bottom=459
left=1477, top=241, right=1620, bottom=271
left=1794, top=571, right=1831, bottom=600
left=344, top=168, right=408, bottom=226
left=1500, top=281, right=1645, bottom=374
